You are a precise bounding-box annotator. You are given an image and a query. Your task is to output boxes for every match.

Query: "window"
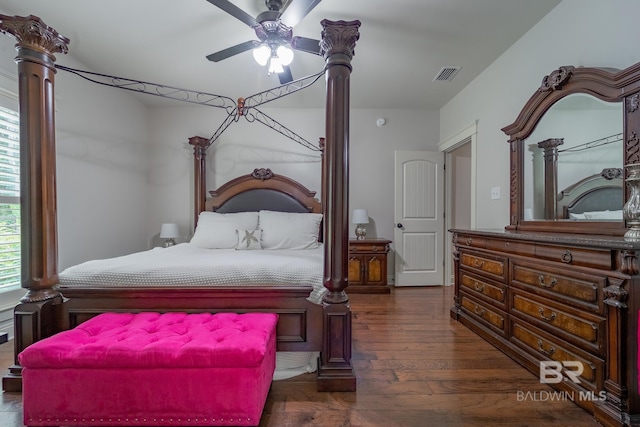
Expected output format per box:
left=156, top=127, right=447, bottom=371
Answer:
left=0, top=105, right=19, bottom=292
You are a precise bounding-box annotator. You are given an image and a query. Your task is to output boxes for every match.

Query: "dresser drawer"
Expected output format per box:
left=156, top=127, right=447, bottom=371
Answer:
left=460, top=251, right=507, bottom=283
left=456, top=234, right=486, bottom=249
left=511, top=290, right=605, bottom=356
left=460, top=293, right=507, bottom=336
left=511, top=261, right=604, bottom=314
left=511, top=320, right=603, bottom=391
left=460, top=271, right=506, bottom=308
left=534, top=243, right=612, bottom=270
left=486, top=238, right=535, bottom=257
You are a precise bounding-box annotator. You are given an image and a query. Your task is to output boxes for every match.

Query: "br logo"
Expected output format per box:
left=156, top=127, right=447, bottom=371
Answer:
left=539, top=361, right=583, bottom=384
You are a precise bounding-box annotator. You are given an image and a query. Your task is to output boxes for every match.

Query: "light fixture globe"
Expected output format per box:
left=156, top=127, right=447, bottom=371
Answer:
left=276, top=45, right=294, bottom=66
left=252, top=45, right=271, bottom=66
left=268, top=56, right=284, bottom=74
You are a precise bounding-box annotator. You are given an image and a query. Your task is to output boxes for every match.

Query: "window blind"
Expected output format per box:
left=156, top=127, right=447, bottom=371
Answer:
left=0, top=105, right=20, bottom=291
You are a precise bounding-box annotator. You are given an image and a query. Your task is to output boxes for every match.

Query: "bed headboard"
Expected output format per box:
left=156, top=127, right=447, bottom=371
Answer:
left=206, top=168, right=322, bottom=214
left=557, top=168, right=623, bottom=218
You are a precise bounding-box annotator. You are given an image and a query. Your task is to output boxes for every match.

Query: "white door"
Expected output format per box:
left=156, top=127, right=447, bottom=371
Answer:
left=394, top=151, right=445, bottom=286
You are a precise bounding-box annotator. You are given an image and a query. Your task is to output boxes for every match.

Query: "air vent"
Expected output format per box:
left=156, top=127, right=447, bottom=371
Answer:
left=433, top=66, right=461, bottom=82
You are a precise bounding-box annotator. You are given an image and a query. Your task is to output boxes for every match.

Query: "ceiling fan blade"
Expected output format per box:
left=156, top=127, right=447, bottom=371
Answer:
left=279, top=0, right=322, bottom=28
left=206, top=40, right=260, bottom=62
left=278, top=66, right=293, bottom=84
left=206, top=0, right=258, bottom=28
left=291, top=36, right=322, bottom=55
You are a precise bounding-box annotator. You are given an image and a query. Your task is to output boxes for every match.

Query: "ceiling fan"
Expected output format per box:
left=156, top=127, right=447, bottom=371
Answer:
left=205, top=0, right=323, bottom=84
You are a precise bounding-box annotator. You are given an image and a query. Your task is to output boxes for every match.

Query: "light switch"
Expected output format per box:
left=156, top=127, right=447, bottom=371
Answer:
left=491, top=186, right=500, bottom=200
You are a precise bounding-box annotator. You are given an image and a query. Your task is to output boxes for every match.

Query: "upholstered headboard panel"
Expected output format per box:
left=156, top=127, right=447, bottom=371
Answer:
left=214, top=189, right=311, bottom=214
left=565, top=186, right=623, bottom=217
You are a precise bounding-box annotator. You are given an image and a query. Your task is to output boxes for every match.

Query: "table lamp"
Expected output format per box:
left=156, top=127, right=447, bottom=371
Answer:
left=160, top=223, right=179, bottom=247
left=352, top=209, right=369, bottom=240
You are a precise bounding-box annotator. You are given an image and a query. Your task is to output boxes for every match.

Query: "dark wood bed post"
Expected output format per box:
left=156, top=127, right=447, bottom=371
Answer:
left=538, top=138, right=563, bottom=219
left=0, top=15, right=69, bottom=392
left=316, top=19, right=360, bottom=392
left=188, top=136, right=209, bottom=227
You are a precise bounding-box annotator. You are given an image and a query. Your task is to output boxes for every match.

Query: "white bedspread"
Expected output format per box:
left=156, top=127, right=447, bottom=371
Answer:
left=58, top=243, right=326, bottom=304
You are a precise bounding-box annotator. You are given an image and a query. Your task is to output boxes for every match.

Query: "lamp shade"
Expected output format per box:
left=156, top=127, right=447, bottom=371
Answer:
left=352, top=209, right=369, bottom=224
left=160, top=223, right=179, bottom=239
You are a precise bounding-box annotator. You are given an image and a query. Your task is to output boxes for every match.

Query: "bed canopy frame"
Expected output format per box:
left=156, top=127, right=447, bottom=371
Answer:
left=0, top=14, right=361, bottom=393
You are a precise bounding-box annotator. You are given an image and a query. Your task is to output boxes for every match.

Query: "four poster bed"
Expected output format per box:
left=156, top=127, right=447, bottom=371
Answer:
left=0, top=15, right=361, bottom=393
left=59, top=168, right=326, bottom=357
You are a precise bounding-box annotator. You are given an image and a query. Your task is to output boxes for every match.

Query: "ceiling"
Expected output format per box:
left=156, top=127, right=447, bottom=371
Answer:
left=0, top=0, right=561, bottom=110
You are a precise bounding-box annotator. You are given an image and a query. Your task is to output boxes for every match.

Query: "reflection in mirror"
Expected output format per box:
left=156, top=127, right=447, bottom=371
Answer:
left=523, top=94, right=623, bottom=220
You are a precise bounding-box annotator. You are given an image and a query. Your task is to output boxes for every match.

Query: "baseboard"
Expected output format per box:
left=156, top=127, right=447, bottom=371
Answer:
left=0, top=331, right=7, bottom=345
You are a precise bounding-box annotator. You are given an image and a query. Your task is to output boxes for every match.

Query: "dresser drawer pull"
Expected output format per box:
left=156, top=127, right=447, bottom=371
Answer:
left=538, top=308, right=557, bottom=322
left=537, top=275, right=557, bottom=288
left=473, top=282, right=485, bottom=292
left=560, top=250, right=573, bottom=264
left=473, top=259, right=485, bottom=268
left=537, top=339, right=556, bottom=356
left=473, top=305, right=485, bottom=317
left=466, top=238, right=472, bottom=245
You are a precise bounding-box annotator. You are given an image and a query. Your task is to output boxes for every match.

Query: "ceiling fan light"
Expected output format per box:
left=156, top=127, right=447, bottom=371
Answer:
left=276, top=45, right=294, bottom=66
left=252, top=45, right=271, bottom=66
left=268, top=57, right=284, bottom=74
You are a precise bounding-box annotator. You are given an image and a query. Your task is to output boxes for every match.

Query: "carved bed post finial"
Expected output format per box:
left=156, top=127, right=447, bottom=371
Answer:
left=189, top=136, right=209, bottom=228
left=317, top=19, right=360, bottom=393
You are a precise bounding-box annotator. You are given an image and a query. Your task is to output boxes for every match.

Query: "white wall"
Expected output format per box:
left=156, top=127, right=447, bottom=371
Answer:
left=0, top=31, right=151, bottom=270
left=147, top=105, right=440, bottom=277
left=439, top=0, right=640, bottom=229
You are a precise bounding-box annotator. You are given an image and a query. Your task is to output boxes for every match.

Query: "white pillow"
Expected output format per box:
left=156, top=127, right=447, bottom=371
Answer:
left=259, top=210, right=322, bottom=250
left=236, top=229, right=262, bottom=250
left=583, top=210, right=623, bottom=220
left=190, top=211, right=259, bottom=249
left=569, top=212, right=586, bottom=220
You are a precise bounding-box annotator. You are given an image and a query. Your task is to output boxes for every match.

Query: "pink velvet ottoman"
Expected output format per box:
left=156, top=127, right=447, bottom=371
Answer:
left=19, top=312, right=278, bottom=427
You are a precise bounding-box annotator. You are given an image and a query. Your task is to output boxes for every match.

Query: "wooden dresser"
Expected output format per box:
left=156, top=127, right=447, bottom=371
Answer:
left=348, top=238, right=391, bottom=293
left=450, top=228, right=640, bottom=426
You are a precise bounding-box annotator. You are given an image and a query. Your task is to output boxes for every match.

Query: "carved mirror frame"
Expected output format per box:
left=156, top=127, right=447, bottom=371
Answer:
left=501, top=62, right=640, bottom=235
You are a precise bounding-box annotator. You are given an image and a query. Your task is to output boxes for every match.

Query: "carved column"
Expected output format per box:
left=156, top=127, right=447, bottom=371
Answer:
left=0, top=15, right=69, bottom=391
left=538, top=138, right=564, bottom=219
left=188, top=136, right=209, bottom=228
left=317, top=19, right=360, bottom=392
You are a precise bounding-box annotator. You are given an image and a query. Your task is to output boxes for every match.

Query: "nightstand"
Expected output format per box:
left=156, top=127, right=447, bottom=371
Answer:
left=347, top=238, right=392, bottom=294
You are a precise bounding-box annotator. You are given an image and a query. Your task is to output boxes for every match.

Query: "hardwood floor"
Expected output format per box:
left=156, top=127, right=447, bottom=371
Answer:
left=0, top=286, right=602, bottom=426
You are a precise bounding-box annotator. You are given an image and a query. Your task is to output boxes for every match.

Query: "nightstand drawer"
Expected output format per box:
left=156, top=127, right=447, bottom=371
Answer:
left=349, top=241, right=389, bottom=253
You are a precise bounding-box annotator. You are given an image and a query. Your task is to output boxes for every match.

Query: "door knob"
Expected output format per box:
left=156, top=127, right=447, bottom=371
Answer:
left=396, top=223, right=403, bottom=228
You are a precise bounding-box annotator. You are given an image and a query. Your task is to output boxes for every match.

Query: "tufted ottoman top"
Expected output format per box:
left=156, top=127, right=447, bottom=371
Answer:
left=19, top=312, right=278, bottom=369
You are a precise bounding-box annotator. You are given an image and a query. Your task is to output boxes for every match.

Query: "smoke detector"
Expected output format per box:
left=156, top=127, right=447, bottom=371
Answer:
left=433, top=66, right=461, bottom=82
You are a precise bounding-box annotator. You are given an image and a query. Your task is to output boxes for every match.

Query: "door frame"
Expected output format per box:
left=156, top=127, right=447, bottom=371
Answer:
left=438, top=121, right=478, bottom=285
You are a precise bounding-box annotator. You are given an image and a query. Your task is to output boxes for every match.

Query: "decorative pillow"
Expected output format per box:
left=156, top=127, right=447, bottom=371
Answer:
left=190, top=211, right=259, bottom=249
left=259, top=210, right=322, bottom=250
left=236, top=229, right=262, bottom=250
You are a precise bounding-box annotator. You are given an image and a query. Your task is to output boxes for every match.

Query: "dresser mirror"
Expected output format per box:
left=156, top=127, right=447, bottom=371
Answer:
left=523, top=94, right=623, bottom=221
left=501, top=62, right=640, bottom=235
